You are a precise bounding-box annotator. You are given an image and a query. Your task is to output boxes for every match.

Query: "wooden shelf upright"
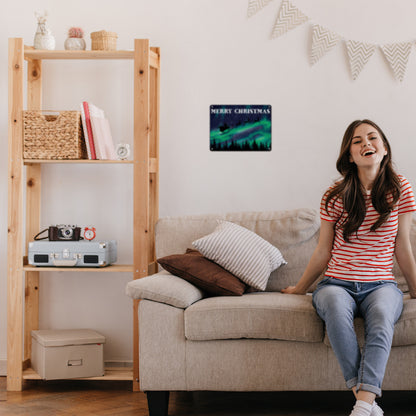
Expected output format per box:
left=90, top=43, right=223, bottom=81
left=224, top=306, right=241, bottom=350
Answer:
left=7, top=38, right=160, bottom=391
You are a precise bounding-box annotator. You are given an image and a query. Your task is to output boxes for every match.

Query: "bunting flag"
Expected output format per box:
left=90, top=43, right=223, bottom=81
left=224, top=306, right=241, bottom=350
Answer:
left=346, top=40, right=377, bottom=80
left=247, top=0, right=275, bottom=18
left=271, top=0, right=308, bottom=39
left=380, top=42, right=412, bottom=82
left=248, top=0, right=416, bottom=81
left=310, top=24, right=341, bottom=65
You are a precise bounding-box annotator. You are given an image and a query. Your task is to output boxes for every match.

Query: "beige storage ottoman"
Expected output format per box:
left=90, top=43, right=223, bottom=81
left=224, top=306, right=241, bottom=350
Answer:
left=31, top=329, right=105, bottom=380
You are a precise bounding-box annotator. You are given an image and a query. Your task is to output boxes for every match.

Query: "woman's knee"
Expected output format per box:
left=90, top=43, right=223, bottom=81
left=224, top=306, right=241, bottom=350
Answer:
left=313, top=285, right=356, bottom=318
left=362, top=285, right=403, bottom=324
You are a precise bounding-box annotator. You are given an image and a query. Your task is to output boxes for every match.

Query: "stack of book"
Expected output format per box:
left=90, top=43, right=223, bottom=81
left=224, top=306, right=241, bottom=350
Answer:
left=80, top=101, right=117, bottom=160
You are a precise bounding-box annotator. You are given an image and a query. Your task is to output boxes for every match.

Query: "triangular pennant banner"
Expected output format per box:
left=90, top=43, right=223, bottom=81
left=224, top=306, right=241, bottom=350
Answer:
left=310, top=24, right=341, bottom=65
left=380, top=42, right=412, bottom=82
left=247, top=0, right=275, bottom=18
left=248, top=1, right=413, bottom=81
left=346, top=40, right=376, bottom=80
left=271, top=0, right=308, bottom=39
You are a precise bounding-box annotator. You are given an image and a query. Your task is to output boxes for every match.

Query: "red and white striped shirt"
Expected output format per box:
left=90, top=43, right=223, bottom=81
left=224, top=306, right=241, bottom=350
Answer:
left=320, top=174, right=416, bottom=282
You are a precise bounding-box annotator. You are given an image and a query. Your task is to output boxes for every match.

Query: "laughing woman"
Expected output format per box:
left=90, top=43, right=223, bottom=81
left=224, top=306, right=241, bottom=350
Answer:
left=282, top=119, right=416, bottom=416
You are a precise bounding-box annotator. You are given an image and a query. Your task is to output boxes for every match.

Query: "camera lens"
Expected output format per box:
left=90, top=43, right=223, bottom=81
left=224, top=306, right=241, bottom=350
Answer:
left=61, top=227, right=73, bottom=238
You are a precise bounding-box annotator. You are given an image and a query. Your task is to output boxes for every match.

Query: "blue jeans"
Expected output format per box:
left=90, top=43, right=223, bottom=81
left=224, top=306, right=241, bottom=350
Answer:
left=312, top=277, right=403, bottom=397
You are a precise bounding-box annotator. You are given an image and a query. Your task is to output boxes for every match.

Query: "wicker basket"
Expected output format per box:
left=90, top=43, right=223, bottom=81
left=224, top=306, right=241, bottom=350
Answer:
left=23, top=111, right=87, bottom=160
left=90, top=30, right=118, bottom=51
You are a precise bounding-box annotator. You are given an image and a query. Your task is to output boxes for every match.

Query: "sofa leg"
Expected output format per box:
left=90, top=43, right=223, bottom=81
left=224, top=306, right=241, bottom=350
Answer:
left=146, top=391, right=170, bottom=416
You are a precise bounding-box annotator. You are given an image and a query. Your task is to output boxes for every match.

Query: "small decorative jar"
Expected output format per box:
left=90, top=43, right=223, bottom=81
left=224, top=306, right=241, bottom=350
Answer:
left=34, top=11, right=55, bottom=50
left=91, top=30, right=118, bottom=51
left=64, top=27, right=86, bottom=50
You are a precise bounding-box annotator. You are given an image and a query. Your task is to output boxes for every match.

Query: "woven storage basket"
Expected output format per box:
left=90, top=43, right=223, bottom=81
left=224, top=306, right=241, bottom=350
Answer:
left=90, top=30, right=118, bottom=51
left=23, top=111, right=87, bottom=160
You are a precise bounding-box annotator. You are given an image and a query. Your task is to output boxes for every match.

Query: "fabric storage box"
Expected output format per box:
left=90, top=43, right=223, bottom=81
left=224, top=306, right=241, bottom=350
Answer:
left=23, top=110, right=87, bottom=160
left=31, top=329, right=105, bottom=380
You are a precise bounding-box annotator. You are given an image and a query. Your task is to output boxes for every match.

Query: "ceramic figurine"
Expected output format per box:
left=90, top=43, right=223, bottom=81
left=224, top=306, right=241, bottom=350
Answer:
left=34, top=11, right=55, bottom=50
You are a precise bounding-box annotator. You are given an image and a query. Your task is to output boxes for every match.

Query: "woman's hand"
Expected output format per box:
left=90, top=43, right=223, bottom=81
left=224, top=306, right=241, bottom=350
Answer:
left=281, top=286, right=307, bottom=295
left=280, top=220, right=334, bottom=296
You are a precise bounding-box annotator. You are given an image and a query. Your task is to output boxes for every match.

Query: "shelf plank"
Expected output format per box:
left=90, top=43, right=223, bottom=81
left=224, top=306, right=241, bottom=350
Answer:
left=24, top=48, right=134, bottom=60
left=24, top=159, right=134, bottom=165
left=23, top=366, right=133, bottom=381
left=24, top=47, right=160, bottom=68
left=23, top=264, right=134, bottom=272
left=23, top=158, right=159, bottom=171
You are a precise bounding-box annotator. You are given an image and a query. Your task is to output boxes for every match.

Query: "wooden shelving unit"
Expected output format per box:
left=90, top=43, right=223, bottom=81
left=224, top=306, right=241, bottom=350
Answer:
left=7, top=38, right=160, bottom=391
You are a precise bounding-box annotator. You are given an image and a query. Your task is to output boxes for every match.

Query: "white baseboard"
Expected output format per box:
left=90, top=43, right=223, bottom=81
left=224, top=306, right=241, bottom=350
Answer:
left=0, top=360, right=6, bottom=376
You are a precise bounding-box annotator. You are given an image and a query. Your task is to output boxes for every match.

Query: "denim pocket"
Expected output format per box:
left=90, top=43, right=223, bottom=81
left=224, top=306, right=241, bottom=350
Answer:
left=317, top=276, right=333, bottom=286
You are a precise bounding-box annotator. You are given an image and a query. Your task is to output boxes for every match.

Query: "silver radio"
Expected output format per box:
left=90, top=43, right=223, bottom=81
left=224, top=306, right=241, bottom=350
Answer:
left=28, top=240, right=117, bottom=267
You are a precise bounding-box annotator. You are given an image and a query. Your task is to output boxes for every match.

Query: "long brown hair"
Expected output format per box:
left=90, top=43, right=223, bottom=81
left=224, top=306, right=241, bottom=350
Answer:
left=325, top=119, right=401, bottom=242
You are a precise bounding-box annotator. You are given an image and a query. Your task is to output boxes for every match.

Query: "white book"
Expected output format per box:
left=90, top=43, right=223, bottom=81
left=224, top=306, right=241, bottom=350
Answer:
left=100, top=118, right=117, bottom=159
left=88, top=103, right=105, bottom=159
left=91, top=116, right=116, bottom=160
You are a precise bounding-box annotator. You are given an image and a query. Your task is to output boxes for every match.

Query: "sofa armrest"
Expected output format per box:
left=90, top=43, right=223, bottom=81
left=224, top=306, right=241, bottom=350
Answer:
left=125, top=271, right=204, bottom=308
left=139, top=300, right=187, bottom=390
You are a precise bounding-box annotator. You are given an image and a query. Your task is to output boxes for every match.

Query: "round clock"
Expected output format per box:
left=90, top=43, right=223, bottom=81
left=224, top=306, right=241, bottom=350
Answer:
left=83, top=227, right=96, bottom=241
left=116, top=143, right=131, bottom=160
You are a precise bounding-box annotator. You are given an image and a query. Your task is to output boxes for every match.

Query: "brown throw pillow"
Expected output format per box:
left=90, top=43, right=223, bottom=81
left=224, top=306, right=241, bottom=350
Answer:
left=157, top=249, right=246, bottom=296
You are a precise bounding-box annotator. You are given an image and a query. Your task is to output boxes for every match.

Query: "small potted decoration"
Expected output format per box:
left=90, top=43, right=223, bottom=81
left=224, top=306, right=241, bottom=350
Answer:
left=64, top=27, right=86, bottom=50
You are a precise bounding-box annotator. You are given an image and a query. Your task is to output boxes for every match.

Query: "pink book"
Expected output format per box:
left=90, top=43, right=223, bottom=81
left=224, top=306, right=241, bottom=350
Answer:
left=82, top=101, right=97, bottom=159
left=80, top=102, right=91, bottom=159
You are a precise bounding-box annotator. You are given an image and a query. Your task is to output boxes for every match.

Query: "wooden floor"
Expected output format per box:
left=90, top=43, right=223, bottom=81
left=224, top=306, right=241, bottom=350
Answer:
left=1, top=377, right=416, bottom=415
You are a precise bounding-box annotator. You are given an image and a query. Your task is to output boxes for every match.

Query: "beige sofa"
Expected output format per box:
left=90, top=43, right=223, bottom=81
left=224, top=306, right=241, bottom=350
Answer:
left=126, top=208, right=416, bottom=416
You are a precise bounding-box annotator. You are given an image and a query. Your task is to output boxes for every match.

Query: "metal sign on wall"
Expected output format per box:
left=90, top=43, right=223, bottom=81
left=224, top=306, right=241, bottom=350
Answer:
left=210, top=105, right=272, bottom=151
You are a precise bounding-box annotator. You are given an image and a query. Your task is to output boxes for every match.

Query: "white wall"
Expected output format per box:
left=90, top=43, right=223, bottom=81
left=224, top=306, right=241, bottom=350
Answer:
left=2, top=0, right=416, bottom=369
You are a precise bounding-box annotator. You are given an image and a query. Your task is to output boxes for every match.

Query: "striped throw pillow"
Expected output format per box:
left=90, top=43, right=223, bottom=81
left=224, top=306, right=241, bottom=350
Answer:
left=192, top=221, right=287, bottom=291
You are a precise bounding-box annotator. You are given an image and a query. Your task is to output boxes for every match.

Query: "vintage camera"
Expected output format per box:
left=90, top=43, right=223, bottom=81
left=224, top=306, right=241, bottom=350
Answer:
left=48, top=225, right=81, bottom=241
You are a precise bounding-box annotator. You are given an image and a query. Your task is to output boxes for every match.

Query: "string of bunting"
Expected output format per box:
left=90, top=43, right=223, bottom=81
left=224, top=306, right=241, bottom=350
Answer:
left=248, top=0, right=413, bottom=82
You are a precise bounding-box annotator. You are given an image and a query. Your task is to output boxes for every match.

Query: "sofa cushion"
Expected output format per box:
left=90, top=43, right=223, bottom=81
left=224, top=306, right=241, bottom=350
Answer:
left=184, top=292, right=324, bottom=343
left=156, top=209, right=320, bottom=292
left=157, top=249, right=246, bottom=296
left=192, top=221, right=287, bottom=291
left=323, top=296, right=416, bottom=348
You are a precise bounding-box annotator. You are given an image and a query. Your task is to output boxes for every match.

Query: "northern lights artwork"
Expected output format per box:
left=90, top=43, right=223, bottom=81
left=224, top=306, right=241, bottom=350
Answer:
left=210, top=105, right=271, bottom=151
